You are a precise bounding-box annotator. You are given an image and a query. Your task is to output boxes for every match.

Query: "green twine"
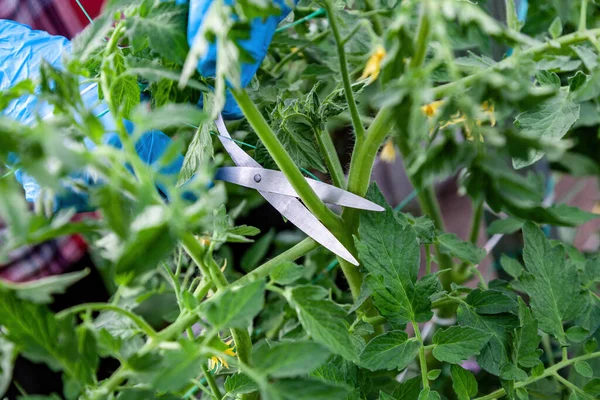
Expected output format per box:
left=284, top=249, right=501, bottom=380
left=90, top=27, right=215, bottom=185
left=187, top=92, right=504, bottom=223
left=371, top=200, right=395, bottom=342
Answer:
left=75, top=0, right=94, bottom=25
left=275, top=8, right=326, bottom=33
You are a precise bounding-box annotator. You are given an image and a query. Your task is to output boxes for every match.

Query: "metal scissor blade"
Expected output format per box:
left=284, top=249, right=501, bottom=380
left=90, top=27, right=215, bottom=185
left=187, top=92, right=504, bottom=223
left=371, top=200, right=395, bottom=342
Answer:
left=215, top=167, right=384, bottom=212
left=260, top=190, right=359, bottom=266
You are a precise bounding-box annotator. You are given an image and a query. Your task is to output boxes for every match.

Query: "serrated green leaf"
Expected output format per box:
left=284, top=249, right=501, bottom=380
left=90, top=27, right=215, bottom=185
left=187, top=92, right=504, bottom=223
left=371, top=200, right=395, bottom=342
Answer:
left=569, top=71, right=588, bottom=92
left=500, top=363, right=528, bottom=381
left=501, top=255, right=524, bottom=279
left=584, top=378, right=600, bottom=396
left=566, top=326, right=591, bottom=343
left=270, top=262, right=305, bottom=285
left=418, top=388, right=441, bottom=400
left=286, top=285, right=357, bottom=362
left=225, top=373, right=259, bottom=395
left=358, top=331, right=420, bottom=371
left=253, top=341, right=331, bottom=378
left=488, top=218, right=524, bottom=235
left=451, top=364, right=478, bottom=400
left=519, top=222, right=587, bottom=344
left=125, top=2, right=189, bottom=64
left=572, top=45, right=598, bottom=70
left=356, top=185, right=436, bottom=327
left=263, top=377, right=350, bottom=400
left=109, top=51, right=140, bottom=118
left=466, top=289, right=518, bottom=315
left=200, top=280, right=265, bottom=329
left=576, top=292, right=600, bottom=335
left=513, top=88, right=580, bottom=169
left=392, top=376, right=422, bottom=400
left=512, top=298, right=542, bottom=368
left=437, top=233, right=485, bottom=265
left=574, top=361, right=594, bottom=378
left=432, top=326, right=491, bottom=364
left=0, top=269, right=89, bottom=304
left=457, top=303, right=519, bottom=375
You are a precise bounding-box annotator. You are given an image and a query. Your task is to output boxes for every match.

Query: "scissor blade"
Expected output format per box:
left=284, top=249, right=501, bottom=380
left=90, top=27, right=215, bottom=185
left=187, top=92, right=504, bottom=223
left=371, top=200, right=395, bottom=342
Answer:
left=215, top=167, right=384, bottom=212
left=260, top=190, right=359, bottom=266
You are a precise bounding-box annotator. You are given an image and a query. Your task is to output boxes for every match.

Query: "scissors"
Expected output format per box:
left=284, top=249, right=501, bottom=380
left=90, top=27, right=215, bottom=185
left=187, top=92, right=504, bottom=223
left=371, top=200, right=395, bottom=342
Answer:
left=212, top=114, right=384, bottom=266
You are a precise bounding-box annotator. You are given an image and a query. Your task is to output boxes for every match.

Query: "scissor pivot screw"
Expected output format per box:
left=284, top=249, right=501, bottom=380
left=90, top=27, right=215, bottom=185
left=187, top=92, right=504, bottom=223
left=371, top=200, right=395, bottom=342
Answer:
left=253, top=174, right=262, bottom=183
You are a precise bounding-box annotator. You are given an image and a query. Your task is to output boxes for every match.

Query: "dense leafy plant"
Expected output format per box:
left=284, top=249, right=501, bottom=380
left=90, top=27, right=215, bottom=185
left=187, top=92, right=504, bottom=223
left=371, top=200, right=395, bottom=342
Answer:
left=1, top=0, right=600, bottom=399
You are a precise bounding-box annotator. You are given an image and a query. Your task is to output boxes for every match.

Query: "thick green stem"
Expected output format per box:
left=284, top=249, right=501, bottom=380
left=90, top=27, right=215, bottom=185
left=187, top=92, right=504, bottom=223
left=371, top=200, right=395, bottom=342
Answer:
left=580, top=0, right=588, bottom=31
left=410, top=0, right=431, bottom=69
left=201, top=363, right=223, bottom=400
left=412, top=322, right=429, bottom=389
left=554, top=372, right=595, bottom=399
left=338, top=258, right=364, bottom=300
left=315, top=126, right=347, bottom=189
left=322, top=0, right=366, bottom=142
left=473, top=351, right=600, bottom=400
left=231, top=89, right=343, bottom=235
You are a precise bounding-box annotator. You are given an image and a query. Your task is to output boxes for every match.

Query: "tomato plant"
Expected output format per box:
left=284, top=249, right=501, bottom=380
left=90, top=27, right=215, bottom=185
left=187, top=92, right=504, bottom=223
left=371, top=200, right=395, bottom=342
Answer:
left=1, top=0, right=600, bottom=399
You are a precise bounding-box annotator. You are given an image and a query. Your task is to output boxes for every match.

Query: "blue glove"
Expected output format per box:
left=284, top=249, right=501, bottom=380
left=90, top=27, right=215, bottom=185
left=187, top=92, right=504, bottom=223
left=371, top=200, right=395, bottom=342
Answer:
left=1, top=0, right=295, bottom=209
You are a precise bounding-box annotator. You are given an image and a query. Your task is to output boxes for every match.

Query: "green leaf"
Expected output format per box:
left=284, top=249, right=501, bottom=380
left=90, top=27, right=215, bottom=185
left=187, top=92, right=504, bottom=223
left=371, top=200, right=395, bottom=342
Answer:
left=437, top=233, right=485, bottom=265
left=584, top=378, right=600, bottom=396
left=457, top=303, right=519, bottom=375
left=500, top=363, right=528, bottom=381
left=0, top=336, right=15, bottom=397
left=178, top=94, right=215, bottom=186
left=549, top=17, right=563, bottom=39
left=225, top=373, right=259, bottom=395
left=356, top=185, right=436, bottom=327
left=358, top=331, right=420, bottom=371
left=585, top=338, right=598, bottom=354
left=115, top=205, right=178, bottom=284
left=576, top=292, right=600, bottom=335
left=574, top=361, right=594, bottom=378
left=566, top=326, right=591, bottom=343
left=200, top=280, right=265, bottom=329
left=569, top=71, right=588, bottom=92
left=241, top=229, right=276, bottom=271
left=392, top=376, right=422, bottom=400
left=417, top=388, right=441, bottom=400
left=500, top=255, right=524, bottom=279
left=466, top=289, right=518, bottom=315
left=512, top=298, right=542, bottom=368
left=487, top=218, right=524, bottom=235
left=125, top=2, right=189, bottom=64
left=572, top=45, right=598, bottom=70
left=132, top=103, right=209, bottom=135
left=451, top=364, right=478, bottom=400
left=253, top=341, right=331, bottom=378
left=286, top=285, right=358, bottom=362
left=432, top=326, right=492, bottom=364
left=71, top=14, right=113, bottom=64
left=263, top=378, right=350, bottom=400
left=427, top=369, right=441, bottom=380
left=0, top=269, right=89, bottom=304
left=270, top=262, right=305, bottom=285
left=109, top=50, right=140, bottom=118
left=519, top=222, right=587, bottom=344
left=513, top=88, right=580, bottom=169
left=129, top=341, right=202, bottom=392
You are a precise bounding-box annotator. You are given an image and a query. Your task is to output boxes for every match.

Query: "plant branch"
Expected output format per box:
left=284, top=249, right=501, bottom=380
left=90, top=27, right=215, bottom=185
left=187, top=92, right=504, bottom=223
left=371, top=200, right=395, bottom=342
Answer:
left=234, top=238, right=319, bottom=286
left=201, top=363, right=223, bottom=400
left=231, top=89, right=343, bottom=234
left=315, top=126, right=346, bottom=188
left=433, top=28, right=600, bottom=99
left=412, top=321, right=429, bottom=389
left=322, top=0, right=366, bottom=143
left=580, top=0, right=588, bottom=31
left=553, top=372, right=595, bottom=399
left=56, top=303, right=157, bottom=339
left=473, top=351, right=600, bottom=400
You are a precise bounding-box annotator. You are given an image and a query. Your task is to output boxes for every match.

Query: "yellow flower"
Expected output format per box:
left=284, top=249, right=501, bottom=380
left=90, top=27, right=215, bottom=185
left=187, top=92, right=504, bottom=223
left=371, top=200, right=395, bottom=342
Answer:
left=360, top=45, right=386, bottom=83
left=208, top=339, right=236, bottom=371
left=481, top=101, right=496, bottom=127
left=380, top=139, right=397, bottom=163
left=421, top=100, right=445, bottom=118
